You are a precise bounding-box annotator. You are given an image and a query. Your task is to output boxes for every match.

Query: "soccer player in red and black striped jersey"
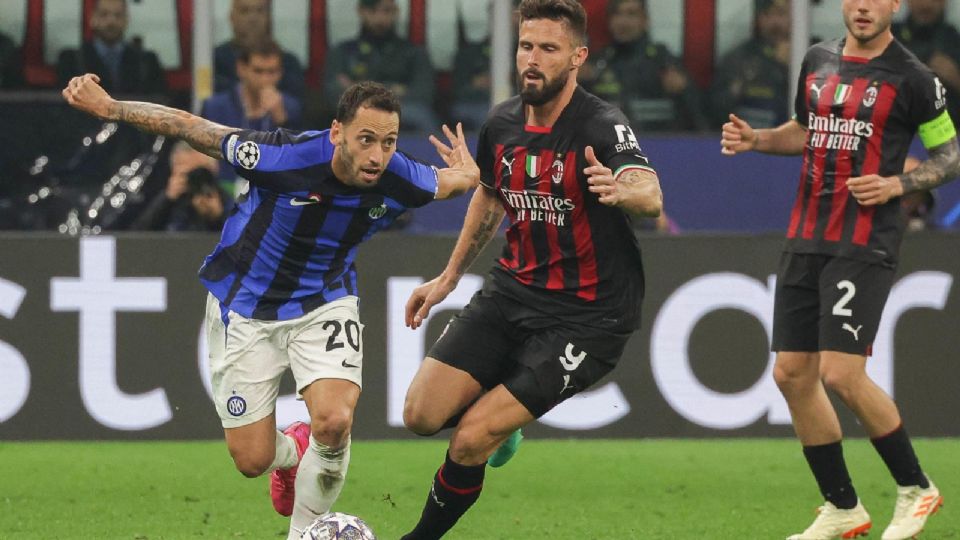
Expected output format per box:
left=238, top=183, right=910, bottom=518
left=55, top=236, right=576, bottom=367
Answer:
left=722, top=1, right=959, bottom=538
left=398, top=1, right=662, bottom=538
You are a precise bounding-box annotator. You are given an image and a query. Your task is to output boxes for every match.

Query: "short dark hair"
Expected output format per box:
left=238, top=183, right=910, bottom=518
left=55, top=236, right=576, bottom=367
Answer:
left=607, top=0, right=646, bottom=17
left=95, top=0, right=128, bottom=13
left=186, top=167, right=219, bottom=196
left=518, top=0, right=588, bottom=46
left=335, top=81, right=402, bottom=124
left=237, top=40, right=282, bottom=64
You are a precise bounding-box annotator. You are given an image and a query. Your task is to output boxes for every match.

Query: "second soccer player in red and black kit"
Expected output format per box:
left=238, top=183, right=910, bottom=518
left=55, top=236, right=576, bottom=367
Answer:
left=398, top=1, right=662, bottom=538
left=722, top=0, right=959, bottom=538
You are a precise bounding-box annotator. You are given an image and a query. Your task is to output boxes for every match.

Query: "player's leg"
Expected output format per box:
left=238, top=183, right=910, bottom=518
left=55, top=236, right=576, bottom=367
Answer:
left=403, top=291, right=520, bottom=436
left=401, top=385, right=534, bottom=540
left=205, top=294, right=295, bottom=478
left=771, top=255, right=868, bottom=539
left=403, top=357, right=485, bottom=436
left=816, top=258, right=940, bottom=539
left=285, top=379, right=360, bottom=538
left=284, top=297, right=365, bottom=539
left=401, top=322, right=629, bottom=540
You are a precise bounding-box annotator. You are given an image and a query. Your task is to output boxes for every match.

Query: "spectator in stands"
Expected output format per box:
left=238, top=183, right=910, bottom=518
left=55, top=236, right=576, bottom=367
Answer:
left=0, top=29, right=23, bottom=89
left=131, top=141, right=226, bottom=232
left=57, top=0, right=166, bottom=95
left=580, top=0, right=706, bottom=132
left=893, top=0, right=960, bottom=124
left=709, top=0, right=791, bottom=129
left=201, top=40, right=303, bottom=183
left=325, top=0, right=437, bottom=131
left=214, top=0, right=305, bottom=100
left=450, top=1, right=521, bottom=129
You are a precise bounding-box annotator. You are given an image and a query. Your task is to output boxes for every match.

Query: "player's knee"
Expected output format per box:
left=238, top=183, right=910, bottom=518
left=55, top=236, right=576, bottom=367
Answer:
left=448, top=424, right=490, bottom=464
left=230, top=450, right=274, bottom=478
left=402, top=398, right=442, bottom=436
left=773, top=358, right=816, bottom=391
left=820, top=368, right=860, bottom=400
left=310, top=408, right=354, bottom=447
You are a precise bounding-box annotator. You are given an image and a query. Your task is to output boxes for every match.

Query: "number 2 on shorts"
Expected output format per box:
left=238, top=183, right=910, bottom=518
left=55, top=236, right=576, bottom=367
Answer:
left=832, top=280, right=856, bottom=317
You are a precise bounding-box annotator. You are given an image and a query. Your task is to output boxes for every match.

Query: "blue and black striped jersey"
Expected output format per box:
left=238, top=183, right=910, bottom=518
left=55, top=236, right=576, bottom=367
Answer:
left=200, top=128, right=438, bottom=320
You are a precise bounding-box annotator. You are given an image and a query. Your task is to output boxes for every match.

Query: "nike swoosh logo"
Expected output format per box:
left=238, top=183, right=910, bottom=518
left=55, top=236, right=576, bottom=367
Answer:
left=290, top=199, right=320, bottom=206
left=341, top=359, right=360, bottom=369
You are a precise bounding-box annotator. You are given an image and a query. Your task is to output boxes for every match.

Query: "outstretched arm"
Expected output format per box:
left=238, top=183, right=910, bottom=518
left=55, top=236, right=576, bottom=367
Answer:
left=721, top=114, right=807, bottom=156
left=62, top=73, right=234, bottom=159
left=405, top=186, right=504, bottom=328
left=847, top=138, right=960, bottom=206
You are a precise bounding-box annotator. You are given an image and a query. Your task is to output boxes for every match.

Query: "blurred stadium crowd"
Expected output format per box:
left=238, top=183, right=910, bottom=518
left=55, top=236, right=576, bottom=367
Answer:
left=0, top=0, right=954, bottom=233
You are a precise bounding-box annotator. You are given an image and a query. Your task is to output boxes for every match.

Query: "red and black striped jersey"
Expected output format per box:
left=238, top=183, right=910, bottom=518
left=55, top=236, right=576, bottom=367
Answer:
left=475, top=86, right=655, bottom=329
left=789, top=38, right=950, bottom=267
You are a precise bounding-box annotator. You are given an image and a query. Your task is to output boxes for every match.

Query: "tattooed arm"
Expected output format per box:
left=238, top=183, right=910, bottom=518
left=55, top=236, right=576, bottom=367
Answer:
left=848, top=138, right=960, bottom=206
left=584, top=145, right=663, bottom=217
left=62, top=73, right=234, bottom=158
left=899, top=138, right=960, bottom=192
left=405, top=187, right=505, bottom=329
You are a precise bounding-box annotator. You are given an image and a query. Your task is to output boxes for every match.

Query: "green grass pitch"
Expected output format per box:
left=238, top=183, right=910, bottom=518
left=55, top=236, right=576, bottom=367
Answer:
left=1, top=439, right=956, bottom=539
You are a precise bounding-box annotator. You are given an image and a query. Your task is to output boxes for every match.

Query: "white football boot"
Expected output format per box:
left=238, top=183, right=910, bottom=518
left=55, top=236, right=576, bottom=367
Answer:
left=787, top=500, right=872, bottom=540
left=881, top=476, right=943, bottom=540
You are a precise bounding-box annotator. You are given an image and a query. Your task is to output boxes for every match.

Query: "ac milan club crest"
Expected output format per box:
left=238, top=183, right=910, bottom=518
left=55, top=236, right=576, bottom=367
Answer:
left=551, top=158, right=565, bottom=184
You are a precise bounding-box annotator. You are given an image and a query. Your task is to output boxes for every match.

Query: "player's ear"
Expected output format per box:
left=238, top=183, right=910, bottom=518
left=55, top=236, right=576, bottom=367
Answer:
left=571, top=45, right=588, bottom=69
left=330, top=119, right=343, bottom=144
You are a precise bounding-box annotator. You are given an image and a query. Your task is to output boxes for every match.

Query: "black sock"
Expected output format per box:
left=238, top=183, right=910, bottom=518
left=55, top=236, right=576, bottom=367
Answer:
left=401, top=452, right=486, bottom=540
left=803, top=441, right=859, bottom=509
left=871, top=424, right=929, bottom=488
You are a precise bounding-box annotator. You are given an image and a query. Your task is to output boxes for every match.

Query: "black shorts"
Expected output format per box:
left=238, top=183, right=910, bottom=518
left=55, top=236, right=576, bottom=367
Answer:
left=428, top=285, right=635, bottom=418
left=772, top=252, right=895, bottom=355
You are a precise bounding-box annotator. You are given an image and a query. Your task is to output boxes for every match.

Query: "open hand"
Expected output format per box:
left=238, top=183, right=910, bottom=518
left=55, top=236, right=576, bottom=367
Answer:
left=405, top=275, right=458, bottom=329
left=430, top=123, right=479, bottom=177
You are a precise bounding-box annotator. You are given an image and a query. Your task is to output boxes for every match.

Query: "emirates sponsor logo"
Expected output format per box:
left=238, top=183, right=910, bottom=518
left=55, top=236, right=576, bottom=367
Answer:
left=500, top=188, right=574, bottom=226
left=808, top=112, right=875, bottom=151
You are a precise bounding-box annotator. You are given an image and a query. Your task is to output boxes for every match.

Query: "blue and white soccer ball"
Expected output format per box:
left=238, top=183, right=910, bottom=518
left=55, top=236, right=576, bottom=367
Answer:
left=300, top=512, right=376, bottom=540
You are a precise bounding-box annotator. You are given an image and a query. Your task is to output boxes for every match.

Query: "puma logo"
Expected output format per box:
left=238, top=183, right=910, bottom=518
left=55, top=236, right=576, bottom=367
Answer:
left=842, top=323, right=863, bottom=341
left=560, top=374, right=576, bottom=395
left=501, top=156, right=515, bottom=176
left=811, top=83, right=824, bottom=100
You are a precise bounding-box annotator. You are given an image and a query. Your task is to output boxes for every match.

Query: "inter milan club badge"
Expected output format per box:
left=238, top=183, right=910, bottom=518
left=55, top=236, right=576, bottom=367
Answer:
left=227, top=393, right=246, bottom=416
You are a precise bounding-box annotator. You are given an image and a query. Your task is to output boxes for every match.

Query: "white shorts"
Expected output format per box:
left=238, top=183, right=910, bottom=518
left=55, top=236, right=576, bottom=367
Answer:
left=205, top=294, right=364, bottom=428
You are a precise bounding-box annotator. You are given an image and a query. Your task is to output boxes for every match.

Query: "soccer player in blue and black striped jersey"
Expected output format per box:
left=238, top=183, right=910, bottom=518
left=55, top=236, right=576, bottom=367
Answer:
left=63, top=75, right=480, bottom=539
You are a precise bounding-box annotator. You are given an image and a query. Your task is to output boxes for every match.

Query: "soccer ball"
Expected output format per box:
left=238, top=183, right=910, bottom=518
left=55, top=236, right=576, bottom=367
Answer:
left=300, top=512, right=376, bottom=540
left=235, top=141, right=260, bottom=169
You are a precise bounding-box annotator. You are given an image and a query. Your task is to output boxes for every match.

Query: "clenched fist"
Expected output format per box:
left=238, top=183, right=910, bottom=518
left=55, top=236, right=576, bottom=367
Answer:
left=62, top=73, right=116, bottom=120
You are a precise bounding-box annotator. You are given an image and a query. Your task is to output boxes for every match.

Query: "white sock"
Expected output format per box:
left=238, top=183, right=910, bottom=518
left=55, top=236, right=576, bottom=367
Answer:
left=268, top=429, right=300, bottom=473
left=287, top=435, right=352, bottom=540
